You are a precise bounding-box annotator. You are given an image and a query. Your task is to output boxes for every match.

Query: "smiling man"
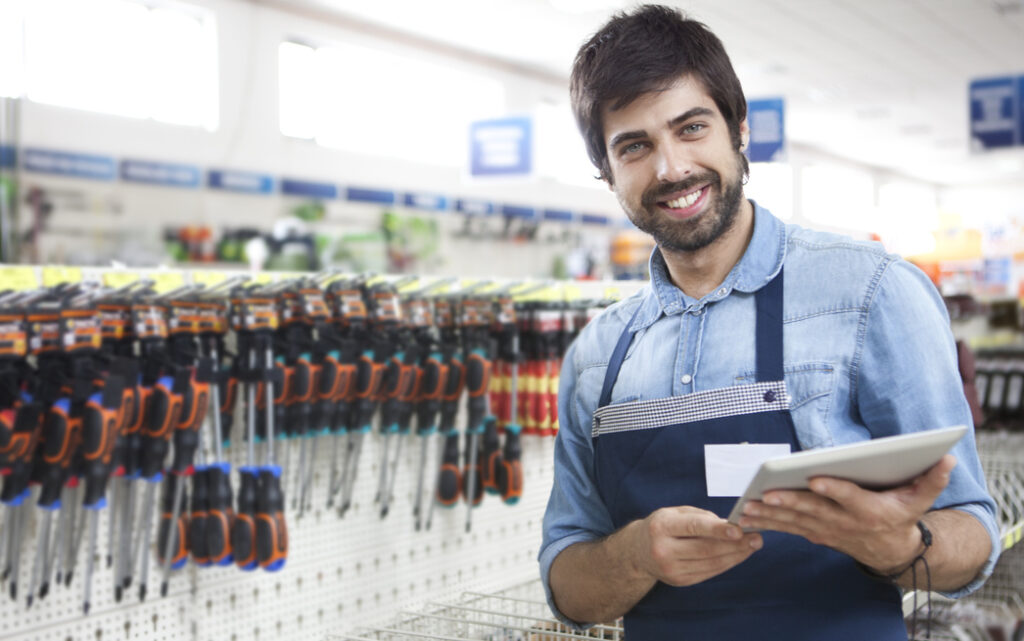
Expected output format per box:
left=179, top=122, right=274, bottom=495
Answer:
left=539, top=5, right=1000, bottom=641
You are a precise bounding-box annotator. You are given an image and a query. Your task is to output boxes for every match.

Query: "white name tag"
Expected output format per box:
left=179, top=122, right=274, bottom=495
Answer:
left=705, top=443, right=792, bottom=497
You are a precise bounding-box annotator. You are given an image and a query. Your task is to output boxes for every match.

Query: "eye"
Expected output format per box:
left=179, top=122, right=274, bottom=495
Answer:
left=620, top=141, right=646, bottom=156
left=681, top=123, right=706, bottom=136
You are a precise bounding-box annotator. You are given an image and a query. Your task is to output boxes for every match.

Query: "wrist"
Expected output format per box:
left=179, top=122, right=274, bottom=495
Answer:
left=862, top=520, right=933, bottom=580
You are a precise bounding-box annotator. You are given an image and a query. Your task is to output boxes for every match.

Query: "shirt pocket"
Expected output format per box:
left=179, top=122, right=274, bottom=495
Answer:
left=736, top=362, right=836, bottom=450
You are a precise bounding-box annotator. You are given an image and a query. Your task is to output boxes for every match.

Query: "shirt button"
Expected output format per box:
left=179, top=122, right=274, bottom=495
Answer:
left=717, top=288, right=727, bottom=297
left=681, top=374, right=693, bottom=384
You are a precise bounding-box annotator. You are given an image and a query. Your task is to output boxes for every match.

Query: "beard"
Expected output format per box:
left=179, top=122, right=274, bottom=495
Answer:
left=617, top=153, right=746, bottom=253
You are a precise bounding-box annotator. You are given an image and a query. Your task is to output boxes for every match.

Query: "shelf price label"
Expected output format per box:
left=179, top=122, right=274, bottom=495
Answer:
left=42, top=266, right=83, bottom=287
left=0, top=267, right=39, bottom=291
left=103, top=271, right=139, bottom=289
left=152, top=272, right=185, bottom=294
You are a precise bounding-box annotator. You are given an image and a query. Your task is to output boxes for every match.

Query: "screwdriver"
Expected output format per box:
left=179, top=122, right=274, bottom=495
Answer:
left=230, top=332, right=259, bottom=571
left=80, top=377, right=127, bottom=614
left=255, top=335, right=287, bottom=571
left=427, top=347, right=465, bottom=528
left=160, top=356, right=210, bottom=596
left=203, top=332, right=234, bottom=567
left=411, top=348, right=446, bottom=530
left=26, top=385, right=82, bottom=607
left=0, top=394, right=43, bottom=601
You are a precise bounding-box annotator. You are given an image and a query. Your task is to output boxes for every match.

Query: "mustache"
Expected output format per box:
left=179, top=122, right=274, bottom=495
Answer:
left=641, top=171, right=721, bottom=209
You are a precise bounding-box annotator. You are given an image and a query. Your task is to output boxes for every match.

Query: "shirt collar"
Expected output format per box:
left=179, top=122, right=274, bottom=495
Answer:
left=632, top=200, right=786, bottom=331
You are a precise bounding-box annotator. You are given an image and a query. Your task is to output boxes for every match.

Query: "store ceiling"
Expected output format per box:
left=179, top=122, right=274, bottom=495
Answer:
left=265, top=0, right=1024, bottom=189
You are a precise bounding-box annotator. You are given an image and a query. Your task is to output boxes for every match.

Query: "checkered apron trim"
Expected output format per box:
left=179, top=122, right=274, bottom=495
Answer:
left=592, top=380, right=791, bottom=438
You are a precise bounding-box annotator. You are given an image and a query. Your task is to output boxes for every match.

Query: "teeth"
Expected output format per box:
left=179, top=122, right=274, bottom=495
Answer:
left=666, top=188, right=702, bottom=209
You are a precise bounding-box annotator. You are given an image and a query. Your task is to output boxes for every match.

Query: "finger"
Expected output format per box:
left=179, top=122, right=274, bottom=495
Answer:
left=659, top=506, right=743, bottom=541
left=758, top=491, right=846, bottom=523
left=663, top=545, right=761, bottom=587
left=663, top=533, right=764, bottom=561
left=738, top=513, right=821, bottom=542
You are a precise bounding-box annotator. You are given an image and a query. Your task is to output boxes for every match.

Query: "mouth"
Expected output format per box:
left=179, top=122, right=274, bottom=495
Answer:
left=657, top=184, right=709, bottom=218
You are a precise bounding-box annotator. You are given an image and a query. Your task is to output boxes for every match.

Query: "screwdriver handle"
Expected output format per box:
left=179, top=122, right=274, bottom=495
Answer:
left=230, top=466, right=258, bottom=571
left=498, top=423, right=523, bottom=505
left=205, top=462, right=234, bottom=566
left=188, top=468, right=210, bottom=566
left=481, top=416, right=501, bottom=495
left=255, top=466, right=287, bottom=571
left=435, top=433, right=461, bottom=507
left=38, top=398, right=81, bottom=508
left=81, top=386, right=124, bottom=508
left=139, top=375, right=185, bottom=480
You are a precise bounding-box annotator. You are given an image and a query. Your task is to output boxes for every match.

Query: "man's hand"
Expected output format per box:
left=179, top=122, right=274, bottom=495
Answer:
left=550, top=505, right=762, bottom=624
left=635, top=505, right=763, bottom=586
left=737, top=454, right=956, bottom=573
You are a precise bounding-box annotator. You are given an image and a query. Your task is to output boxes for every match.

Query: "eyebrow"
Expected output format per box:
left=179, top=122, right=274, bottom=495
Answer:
left=607, top=106, right=716, bottom=152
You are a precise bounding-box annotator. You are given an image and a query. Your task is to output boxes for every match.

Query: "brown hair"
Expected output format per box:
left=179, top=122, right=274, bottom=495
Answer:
left=570, top=4, right=748, bottom=183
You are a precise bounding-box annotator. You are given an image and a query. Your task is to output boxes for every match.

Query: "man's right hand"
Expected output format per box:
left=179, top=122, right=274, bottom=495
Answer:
left=632, top=506, right=763, bottom=587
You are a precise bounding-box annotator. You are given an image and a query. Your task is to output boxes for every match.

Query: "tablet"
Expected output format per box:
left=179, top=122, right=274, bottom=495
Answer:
left=726, top=425, right=968, bottom=527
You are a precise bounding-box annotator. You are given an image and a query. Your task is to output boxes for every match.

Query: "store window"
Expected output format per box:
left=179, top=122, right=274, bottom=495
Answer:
left=801, top=164, right=878, bottom=233
left=0, top=0, right=218, bottom=130
left=279, top=41, right=505, bottom=167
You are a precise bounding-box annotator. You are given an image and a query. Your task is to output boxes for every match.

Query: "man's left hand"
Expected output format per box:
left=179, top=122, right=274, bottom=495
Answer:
left=737, top=454, right=956, bottom=573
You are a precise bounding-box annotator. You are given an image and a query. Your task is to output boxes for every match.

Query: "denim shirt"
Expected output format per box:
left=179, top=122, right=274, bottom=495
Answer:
left=540, top=202, right=1000, bottom=625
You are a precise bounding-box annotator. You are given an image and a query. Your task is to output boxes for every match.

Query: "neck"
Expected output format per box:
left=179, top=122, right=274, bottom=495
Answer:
left=659, top=198, right=755, bottom=299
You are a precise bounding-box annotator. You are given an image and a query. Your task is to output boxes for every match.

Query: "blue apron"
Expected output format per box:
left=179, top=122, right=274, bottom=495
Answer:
left=592, top=269, right=906, bottom=641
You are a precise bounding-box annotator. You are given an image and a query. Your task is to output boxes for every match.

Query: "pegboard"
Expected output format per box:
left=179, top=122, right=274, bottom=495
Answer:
left=0, top=414, right=560, bottom=641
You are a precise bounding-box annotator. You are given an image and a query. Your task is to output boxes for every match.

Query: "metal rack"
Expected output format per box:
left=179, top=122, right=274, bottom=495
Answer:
left=328, top=580, right=623, bottom=641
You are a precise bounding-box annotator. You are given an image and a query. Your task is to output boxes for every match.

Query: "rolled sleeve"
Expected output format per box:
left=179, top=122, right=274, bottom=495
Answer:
left=539, top=342, right=616, bottom=628
left=857, top=259, right=1001, bottom=596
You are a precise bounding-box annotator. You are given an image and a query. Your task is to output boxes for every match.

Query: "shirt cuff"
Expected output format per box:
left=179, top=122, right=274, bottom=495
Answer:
left=538, top=532, right=601, bottom=631
left=937, top=504, right=1002, bottom=599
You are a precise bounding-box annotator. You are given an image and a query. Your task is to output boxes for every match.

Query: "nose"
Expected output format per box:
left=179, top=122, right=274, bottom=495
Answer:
left=654, top=141, right=694, bottom=184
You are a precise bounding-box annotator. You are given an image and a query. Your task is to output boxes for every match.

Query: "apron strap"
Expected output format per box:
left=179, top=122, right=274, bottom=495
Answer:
left=598, top=303, right=644, bottom=409
left=756, top=267, right=785, bottom=383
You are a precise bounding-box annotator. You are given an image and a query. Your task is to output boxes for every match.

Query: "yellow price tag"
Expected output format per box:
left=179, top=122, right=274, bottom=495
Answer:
left=603, top=287, right=622, bottom=301
left=562, top=285, right=583, bottom=302
left=192, top=271, right=228, bottom=287
left=42, top=266, right=83, bottom=287
left=103, top=271, right=140, bottom=289
left=252, top=273, right=273, bottom=285
left=397, top=278, right=422, bottom=293
left=0, top=267, right=39, bottom=291
left=151, top=272, right=185, bottom=294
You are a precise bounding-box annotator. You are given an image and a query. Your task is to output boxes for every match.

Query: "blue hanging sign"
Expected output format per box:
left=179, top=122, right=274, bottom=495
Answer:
left=121, top=159, right=201, bottom=188
left=403, top=193, right=448, bottom=211
left=543, top=209, right=574, bottom=223
left=455, top=198, right=495, bottom=216
left=282, top=178, right=338, bottom=199
left=208, top=169, right=274, bottom=195
left=23, top=148, right=116, bottom=181
left=746, top=98, right=785, bottom=162
left=346, top=187, right=395, bottom=205
left=581, top=213, right=611, bottom=226
left=970, top=76, right=1021, bottom=150
left=470, top=117, right=532, bottom=177
left=501, top=204, right=537, bottom=220
left=0, top=145, right=15, bottom=169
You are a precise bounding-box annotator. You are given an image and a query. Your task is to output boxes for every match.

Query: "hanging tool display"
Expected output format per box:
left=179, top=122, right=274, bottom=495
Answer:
left=0, top=267, right=613, bottom=617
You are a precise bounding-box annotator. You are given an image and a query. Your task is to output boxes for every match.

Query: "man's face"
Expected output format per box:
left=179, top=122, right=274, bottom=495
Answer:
left=602, top=75, right=749, bottom=253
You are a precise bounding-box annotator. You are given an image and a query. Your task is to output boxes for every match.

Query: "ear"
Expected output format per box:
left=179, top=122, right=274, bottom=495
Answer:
left=739, top=118, right=750, bottom=151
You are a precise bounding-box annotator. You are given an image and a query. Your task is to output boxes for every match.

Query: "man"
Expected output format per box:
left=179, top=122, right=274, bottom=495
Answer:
left=539, top=5, right=1000, bottom=640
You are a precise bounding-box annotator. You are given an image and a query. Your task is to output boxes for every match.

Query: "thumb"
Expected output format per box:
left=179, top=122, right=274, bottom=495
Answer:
left=906, top=454, right=956, bottom=505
